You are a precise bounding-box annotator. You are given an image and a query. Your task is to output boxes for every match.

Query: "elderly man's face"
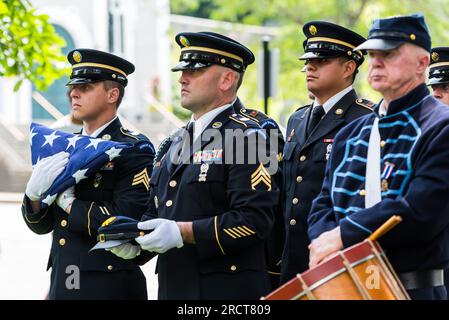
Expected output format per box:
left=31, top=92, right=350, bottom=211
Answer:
left=431, top=83, right=449, bottom=106
left=367, top=44, right=420, bottom=95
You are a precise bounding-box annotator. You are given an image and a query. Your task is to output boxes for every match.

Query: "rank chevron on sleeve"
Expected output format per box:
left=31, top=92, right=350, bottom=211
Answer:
left=251, top=163, right=272, bottom=191
left=132, top=168, right=150, bottom=191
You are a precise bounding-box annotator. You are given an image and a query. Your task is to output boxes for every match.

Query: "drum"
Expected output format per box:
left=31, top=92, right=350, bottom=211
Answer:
left=263, top=240, right=409, bottom=300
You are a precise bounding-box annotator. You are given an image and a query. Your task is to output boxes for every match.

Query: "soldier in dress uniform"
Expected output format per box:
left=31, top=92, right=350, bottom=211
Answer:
left=111, top=31, right=280, bottom=299
left=280, top=21, right=373, bottom=284
left=428, top=46, right=449, bottom=298
left=429, top=47, right=449, bottom=105
left=22, top=49, right=155, bottom=299
left=308, top=14, right=449, bottom=300
left=233, top=99, right=285, bottom=289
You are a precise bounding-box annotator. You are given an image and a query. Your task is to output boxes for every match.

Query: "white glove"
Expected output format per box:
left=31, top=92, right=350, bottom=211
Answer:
left=56, top=186, right=76, bottom=212
left=108, top=242, right=141, bottom=260
left=25, top=151, right=69, bottom=201
left=136, top=218, right=184, bottom=253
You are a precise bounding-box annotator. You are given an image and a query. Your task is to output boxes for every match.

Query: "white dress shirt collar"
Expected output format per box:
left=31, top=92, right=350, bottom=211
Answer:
left=82, top=116, right=118, bottom=138
left=312, top=85, right=353, bottom=114
left=379, top=101, right=388, bottom=117
left=190, top=99, right=235, bottom=141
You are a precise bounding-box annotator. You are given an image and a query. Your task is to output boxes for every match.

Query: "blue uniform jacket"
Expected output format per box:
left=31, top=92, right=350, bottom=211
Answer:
left=140, top=101, right=280, bottom=299
left=280, top=89, right=372, bottom=283
left=308, top=84, right=449, bottom=273
left=22, top=118, right=155, bottom=299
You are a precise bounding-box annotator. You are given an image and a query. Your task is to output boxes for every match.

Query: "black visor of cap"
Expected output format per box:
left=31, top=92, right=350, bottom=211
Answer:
left=299, top=51, right=341, bottom=60
left=66, top=67, right=128, bottom=86
left=430, top=67, right=449, bottom=76
left=300, top=44, right=364, bottom=66
left=171, top=60, right=212, bottom=72
left=428, top=76, right=449, bottom=86
left=66, top=78, right=95, bottom=85
left=354, top=38, right=405, bottom=51
left=174, top=51, right=245, bottom=72
left=428, top=67, right=449, bottom=86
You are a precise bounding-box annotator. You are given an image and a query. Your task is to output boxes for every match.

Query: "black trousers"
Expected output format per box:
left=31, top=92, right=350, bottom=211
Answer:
left=408, top=285, right=447, bottom=300
left=446, top=269, right=449, bottom=300
left=49, top=269, right=147, bottom=300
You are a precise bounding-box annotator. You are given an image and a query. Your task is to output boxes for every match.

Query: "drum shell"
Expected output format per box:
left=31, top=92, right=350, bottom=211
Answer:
left=263, top=240, right=409, bottom=300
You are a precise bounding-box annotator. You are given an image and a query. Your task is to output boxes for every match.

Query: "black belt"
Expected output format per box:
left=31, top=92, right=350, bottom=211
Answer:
left=398, top=269, right=444, bottom=290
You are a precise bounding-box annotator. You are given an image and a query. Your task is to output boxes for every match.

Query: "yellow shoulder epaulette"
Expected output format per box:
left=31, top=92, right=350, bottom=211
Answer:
left=239, top=108, right=260, bottom=123
left=229, top=114, right=253, bottom=127
left=120, top=127, right=141, bottom=140
left=355, top=98, right=374, bottom=111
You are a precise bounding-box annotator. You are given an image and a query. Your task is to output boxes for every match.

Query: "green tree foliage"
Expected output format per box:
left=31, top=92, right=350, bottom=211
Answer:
left=0, top=0, right=67, bottom=91
left=170, top=0, right=217, bottom=18
left=171, top=0, right=449, bottom=125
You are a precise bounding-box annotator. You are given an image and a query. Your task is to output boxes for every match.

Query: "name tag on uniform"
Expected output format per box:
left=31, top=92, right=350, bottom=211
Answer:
left=193, top=149, right=223, bottom=163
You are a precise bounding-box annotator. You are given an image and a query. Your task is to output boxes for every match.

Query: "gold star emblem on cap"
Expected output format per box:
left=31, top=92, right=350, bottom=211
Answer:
left=309, top=25, right=317, bottom=35
left=410, top=34, right=416, bottom=41
left=73, top=51, right=82, bottom=63
left=432, top=52, right=439, bottom=62
left=179, top=35, right=190, bottom=47
left=102, top=134, right=111, bottom=140
left=335, top=108, right=343, bottom=115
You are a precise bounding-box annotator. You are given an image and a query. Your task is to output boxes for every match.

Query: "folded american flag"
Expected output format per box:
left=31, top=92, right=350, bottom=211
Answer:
left=29, top=122, right=154, bottom=208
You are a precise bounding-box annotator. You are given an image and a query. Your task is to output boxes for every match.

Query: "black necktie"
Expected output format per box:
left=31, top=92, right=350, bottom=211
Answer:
left=179, top=121, right=194, bottom=163
left=307, top=105, right=325, bottom=138
left=186, top=121, right=194, bottom=141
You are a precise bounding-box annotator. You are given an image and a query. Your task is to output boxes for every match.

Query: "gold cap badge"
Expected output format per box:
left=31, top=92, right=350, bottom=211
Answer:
left=73, top=51, right=82, bottom=63
left=432, top=52, right=439, bottom=62
left=309, top=25, right=317, bottom=36
left=179, top=36, right=190, bottom=47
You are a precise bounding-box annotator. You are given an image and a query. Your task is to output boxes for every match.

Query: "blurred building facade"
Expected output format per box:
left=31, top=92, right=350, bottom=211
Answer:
left=0, top=0, right=279, bottom=192
left=0, top=0, right=176, bottom=191
left=0, top=0, right=172, bottom=125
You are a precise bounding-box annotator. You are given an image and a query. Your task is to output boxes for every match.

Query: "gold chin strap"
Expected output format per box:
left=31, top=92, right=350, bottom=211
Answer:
left=72, top=62, right=127, bottom=77
left=181, top=46, right=244, bottom=63
left=430, top=62, right=449, bottom=70
left=308, top=36, right=356, bottom=49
